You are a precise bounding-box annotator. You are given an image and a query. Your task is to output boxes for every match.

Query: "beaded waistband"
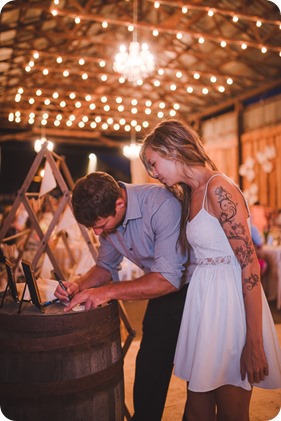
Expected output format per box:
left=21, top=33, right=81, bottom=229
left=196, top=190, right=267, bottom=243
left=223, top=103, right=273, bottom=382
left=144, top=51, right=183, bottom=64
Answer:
left=196, top=256, right=232, bottom=265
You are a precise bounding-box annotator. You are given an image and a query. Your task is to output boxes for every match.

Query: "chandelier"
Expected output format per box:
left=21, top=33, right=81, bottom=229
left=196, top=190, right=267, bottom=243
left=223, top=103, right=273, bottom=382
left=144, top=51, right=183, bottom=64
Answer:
left=34, top=137, right=54, bottom=153
left=123, top=132, right=141, bottom=160
left=123, top=142, right=141, bottom=160
left=113, top=0, right=155, bottom=85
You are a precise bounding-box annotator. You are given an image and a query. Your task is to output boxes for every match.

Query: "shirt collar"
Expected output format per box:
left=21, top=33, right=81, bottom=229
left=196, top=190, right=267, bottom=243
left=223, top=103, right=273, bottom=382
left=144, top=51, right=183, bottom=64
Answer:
left=118, top=182, right=142, bottom=228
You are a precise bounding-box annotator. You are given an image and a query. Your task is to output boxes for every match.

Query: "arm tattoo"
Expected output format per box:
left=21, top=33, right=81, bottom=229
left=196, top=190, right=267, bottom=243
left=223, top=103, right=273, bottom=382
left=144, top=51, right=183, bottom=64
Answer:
left=215, top=186, right=254, bottom=269
left=215, top=186, right=237, bottom=223
left=243, top=273, right=259, bottom=291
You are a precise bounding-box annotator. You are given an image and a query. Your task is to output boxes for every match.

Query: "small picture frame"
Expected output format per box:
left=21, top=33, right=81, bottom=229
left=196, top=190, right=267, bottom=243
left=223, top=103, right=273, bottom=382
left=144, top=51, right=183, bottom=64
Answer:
left=21, top=260, right=45, bottom=313
left=0, top=258, right=20, bottom=308
left=5, top=258, right=19, bottom=302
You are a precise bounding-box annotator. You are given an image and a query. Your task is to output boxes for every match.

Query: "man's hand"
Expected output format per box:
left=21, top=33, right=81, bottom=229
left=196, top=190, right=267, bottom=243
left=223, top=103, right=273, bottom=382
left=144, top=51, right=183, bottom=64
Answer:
left=64, top=286, right=111, bottom=312
left=54, top=281, right=80, bottom=302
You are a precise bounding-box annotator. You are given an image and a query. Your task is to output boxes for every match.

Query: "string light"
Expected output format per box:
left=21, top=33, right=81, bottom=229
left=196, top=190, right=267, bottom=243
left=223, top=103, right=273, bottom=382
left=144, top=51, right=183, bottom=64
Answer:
left=88, top=153, right=97, bottom=174
left=12, top=17, right=274, bottom=141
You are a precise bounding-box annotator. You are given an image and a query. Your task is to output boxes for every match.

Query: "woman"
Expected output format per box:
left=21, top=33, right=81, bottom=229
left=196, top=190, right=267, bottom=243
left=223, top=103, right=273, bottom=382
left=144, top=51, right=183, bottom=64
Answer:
left=140, top=119, right=281, bottom=421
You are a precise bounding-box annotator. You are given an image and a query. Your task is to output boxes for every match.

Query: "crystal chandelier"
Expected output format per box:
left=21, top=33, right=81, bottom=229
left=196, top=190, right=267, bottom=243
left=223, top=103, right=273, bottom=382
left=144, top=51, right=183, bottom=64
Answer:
left=34, top=137, right=54, bottom=153
left=123, top=142, right=141, bottom=160
left=123, top=132, right=141, bottom=160
left=113, top=0, right=155, bottom=85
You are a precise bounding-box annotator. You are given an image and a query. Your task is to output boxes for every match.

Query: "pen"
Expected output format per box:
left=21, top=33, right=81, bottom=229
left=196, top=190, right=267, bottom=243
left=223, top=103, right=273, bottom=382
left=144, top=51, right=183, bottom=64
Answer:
left=44, top=298, right=60, bottom=307
left=54, top=272, right=73, bottom=300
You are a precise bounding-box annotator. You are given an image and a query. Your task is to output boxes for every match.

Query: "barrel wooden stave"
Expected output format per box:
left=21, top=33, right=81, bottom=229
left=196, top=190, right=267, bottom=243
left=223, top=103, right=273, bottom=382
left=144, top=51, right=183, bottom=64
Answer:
left=0, top=299, right=124, bottom=421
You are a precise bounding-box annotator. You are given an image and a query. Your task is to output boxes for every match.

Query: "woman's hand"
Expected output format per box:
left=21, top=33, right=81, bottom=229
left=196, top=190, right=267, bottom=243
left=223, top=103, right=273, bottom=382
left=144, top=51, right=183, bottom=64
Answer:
left=240, top=341, right=269, bottom=384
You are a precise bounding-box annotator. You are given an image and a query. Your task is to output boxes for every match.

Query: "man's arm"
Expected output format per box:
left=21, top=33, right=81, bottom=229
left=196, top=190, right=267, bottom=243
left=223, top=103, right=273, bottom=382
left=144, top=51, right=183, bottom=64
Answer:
left=64, top=272, right=176, bottom=311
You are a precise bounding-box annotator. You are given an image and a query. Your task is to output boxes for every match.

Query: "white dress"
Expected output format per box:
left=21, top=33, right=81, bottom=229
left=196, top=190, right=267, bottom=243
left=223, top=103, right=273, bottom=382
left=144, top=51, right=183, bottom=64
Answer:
left=174, top=175, right=281, bottom=392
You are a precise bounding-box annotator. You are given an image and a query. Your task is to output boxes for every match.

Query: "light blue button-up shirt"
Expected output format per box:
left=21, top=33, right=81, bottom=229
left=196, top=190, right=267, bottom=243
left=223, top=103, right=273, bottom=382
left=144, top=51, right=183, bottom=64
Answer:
left=96, top=182, right=193, bottom=289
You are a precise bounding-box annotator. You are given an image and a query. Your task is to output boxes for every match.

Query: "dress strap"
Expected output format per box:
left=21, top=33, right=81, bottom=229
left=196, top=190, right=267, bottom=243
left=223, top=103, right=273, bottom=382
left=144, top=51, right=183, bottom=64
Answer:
left=202, top=174, right=222, bottom=211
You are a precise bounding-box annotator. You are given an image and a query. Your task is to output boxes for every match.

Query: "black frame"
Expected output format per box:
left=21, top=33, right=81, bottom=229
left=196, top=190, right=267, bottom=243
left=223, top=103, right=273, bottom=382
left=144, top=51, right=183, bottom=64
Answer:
left=21, top=260, right=45, bottom=313
left=0, top=258, right=20, bottom=308
left=5, top=258, right=19, bottom=302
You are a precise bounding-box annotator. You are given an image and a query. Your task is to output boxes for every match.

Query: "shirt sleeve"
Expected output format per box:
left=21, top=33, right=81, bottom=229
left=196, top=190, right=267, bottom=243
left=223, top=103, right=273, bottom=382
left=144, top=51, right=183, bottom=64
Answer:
left=251, top=225, right=264, bottom=247
left=96, top=237, right=123, bottom=281
left=149, top=196, right=188, bottom=289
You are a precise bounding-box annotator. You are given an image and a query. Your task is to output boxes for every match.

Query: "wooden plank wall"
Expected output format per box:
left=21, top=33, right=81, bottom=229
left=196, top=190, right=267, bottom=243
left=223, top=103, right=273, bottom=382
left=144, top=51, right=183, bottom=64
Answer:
left=204, top=138, right=238, bottom=184
left=202, top=111, right=239, bottom=183
left=241, top=124, right=281, bottom=209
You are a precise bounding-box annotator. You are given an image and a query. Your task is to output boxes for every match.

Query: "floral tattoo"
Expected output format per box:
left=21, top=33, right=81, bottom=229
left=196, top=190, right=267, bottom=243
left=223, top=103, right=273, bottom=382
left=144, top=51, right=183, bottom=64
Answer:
left=243, top=273, right=259, bottom=291
left=215, top=186, right=255, bottom=270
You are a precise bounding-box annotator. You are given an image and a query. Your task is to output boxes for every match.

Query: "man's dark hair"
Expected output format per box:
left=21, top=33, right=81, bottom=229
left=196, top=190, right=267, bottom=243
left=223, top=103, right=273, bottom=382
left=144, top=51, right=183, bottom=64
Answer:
left=71, top=172, right=122, bottom=227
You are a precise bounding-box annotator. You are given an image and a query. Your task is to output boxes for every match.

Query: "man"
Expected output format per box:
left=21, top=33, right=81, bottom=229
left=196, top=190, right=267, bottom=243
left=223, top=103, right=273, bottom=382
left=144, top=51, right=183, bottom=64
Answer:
left=55, top=171, right=194, bottom=421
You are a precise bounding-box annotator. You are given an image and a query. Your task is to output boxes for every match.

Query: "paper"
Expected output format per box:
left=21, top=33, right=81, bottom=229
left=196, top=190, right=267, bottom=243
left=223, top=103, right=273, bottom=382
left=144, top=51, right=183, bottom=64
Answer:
left=39, top=162, right=57, bottom=197
left=17, top=277, right=58, bottom=302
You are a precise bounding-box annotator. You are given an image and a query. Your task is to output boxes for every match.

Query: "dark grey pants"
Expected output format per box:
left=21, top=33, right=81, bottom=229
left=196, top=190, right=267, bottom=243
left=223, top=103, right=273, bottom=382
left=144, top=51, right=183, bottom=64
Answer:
left=131, top=284, right=188, bottom=421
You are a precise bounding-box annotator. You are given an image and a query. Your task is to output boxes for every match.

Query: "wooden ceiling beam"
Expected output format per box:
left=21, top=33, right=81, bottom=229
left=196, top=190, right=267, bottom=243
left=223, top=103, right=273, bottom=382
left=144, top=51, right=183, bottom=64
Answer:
left=3, top=3, right=279, bottom=51
left=146, top=0, right=281, bottom=26
left=188, top=78, right=281, bottom=121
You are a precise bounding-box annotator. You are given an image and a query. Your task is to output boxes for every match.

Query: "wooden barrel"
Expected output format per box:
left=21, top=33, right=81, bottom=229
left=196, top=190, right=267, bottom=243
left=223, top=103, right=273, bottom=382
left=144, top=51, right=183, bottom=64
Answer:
left=0, top=298, right=124, bottom=421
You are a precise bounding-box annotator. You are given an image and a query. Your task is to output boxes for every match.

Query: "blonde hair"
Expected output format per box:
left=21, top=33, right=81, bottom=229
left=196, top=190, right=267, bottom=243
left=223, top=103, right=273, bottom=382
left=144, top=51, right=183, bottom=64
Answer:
left=140, top=119, right=218, bottom=252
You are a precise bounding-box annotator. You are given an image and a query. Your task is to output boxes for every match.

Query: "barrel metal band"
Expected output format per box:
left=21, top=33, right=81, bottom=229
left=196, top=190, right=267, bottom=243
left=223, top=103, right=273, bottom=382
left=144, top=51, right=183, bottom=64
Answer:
left=0, top=358, right=124, bottom=397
